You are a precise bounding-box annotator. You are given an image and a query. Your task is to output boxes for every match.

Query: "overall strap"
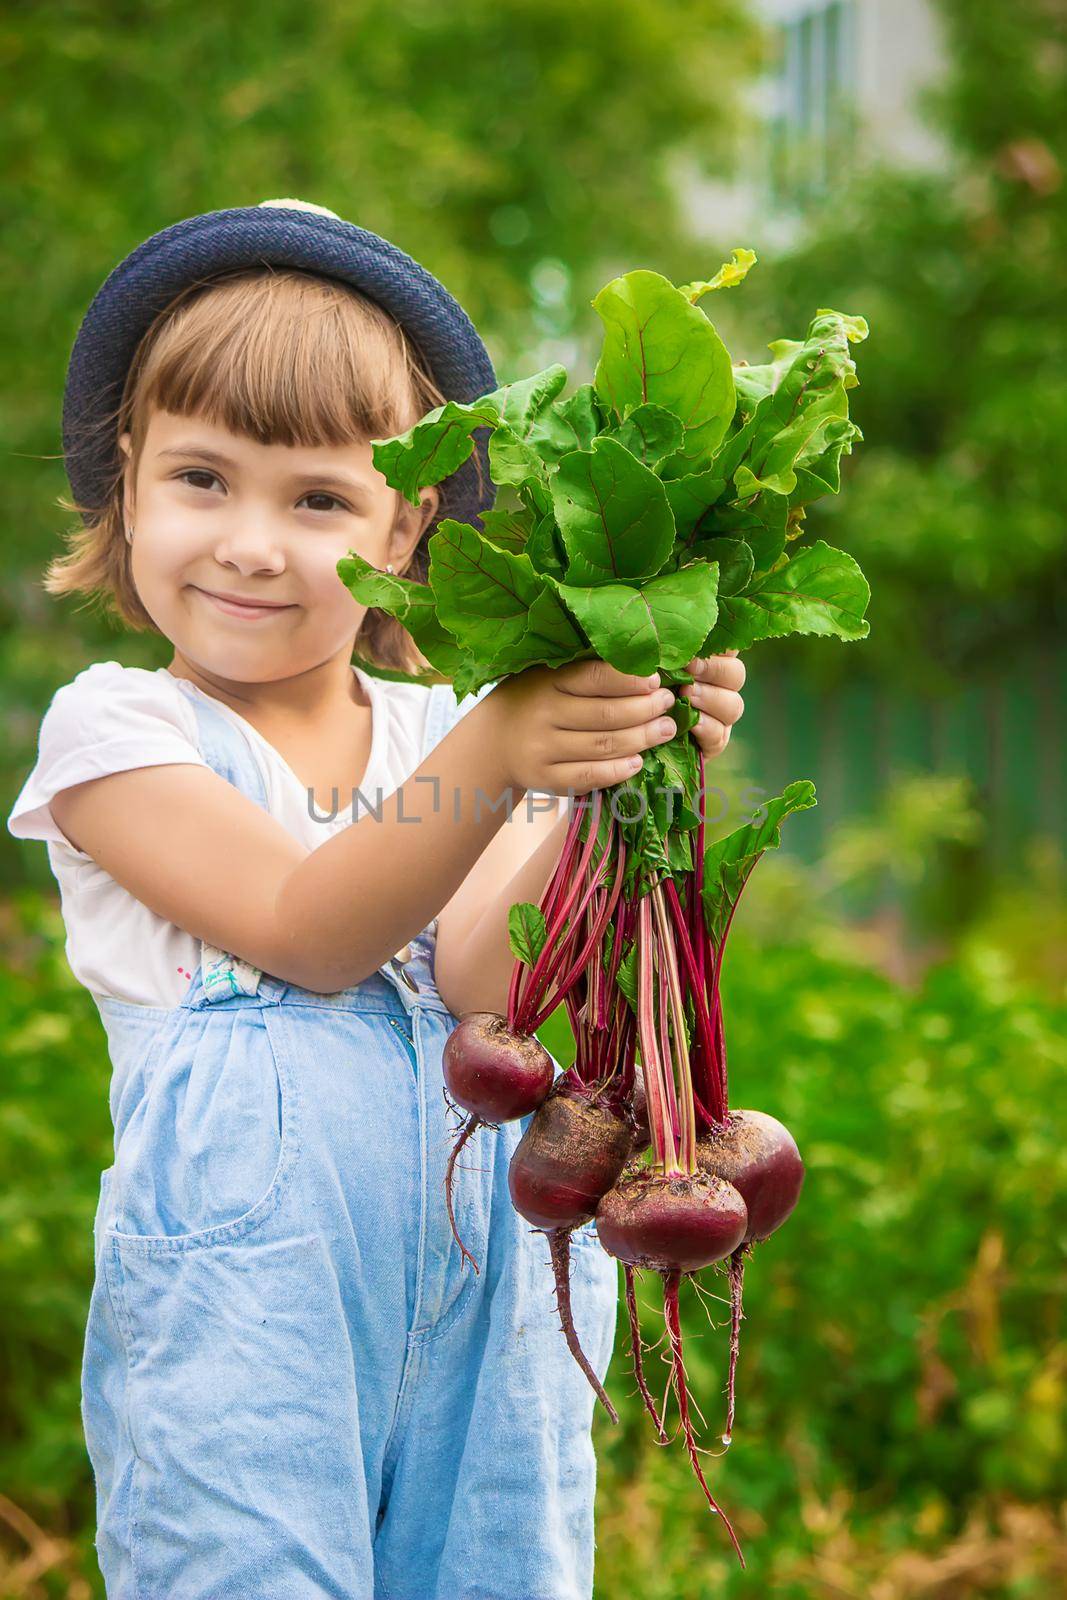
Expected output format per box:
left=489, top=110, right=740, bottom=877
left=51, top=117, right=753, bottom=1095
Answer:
left=420, top=679, right=497, bottom=764
left=182, top=685, right=270, bottom=811
left=180, top=687, right=272, bottom=1003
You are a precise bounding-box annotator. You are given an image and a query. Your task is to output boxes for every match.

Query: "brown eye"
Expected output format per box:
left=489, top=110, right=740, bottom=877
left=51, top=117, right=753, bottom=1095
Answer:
left=302, top=493, right=349, bottom=514
left=178, top=469, right=220, bottom=491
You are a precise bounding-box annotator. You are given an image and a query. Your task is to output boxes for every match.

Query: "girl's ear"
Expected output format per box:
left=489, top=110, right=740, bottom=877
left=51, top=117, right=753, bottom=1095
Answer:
left=118, top=431, right=135, bottom=526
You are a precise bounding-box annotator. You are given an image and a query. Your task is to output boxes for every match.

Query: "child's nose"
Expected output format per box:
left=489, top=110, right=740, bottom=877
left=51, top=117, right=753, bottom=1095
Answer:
left=211, top=521, right=287, bottom=572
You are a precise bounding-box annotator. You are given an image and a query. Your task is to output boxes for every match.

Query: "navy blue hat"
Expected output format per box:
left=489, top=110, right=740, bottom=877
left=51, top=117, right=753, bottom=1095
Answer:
left=62, top=198, right=497, bottom=527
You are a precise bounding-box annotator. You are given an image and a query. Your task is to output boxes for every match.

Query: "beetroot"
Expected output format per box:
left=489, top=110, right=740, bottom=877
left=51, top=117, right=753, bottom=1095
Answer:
left=443, top=1012, right=554, bottom=1122
left=595, top=1167, right=748, bottom=1567
left=595, top=1169, right=748, bottom=1273
left=508, top=1087, right=633, bottom=1423
left=508, top=1089, right=633, bottom=1232
left=696, top=1109, right=804, bottom=1243
left=442, top=1012, right=554, bottom=1273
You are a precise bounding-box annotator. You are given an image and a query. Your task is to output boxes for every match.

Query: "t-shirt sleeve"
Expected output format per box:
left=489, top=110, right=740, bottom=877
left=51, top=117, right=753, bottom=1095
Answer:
left=7, top=662, right=208, bottom=849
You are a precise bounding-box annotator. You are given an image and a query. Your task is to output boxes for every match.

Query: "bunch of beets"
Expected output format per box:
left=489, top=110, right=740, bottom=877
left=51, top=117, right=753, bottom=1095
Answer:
left=341, top=249, right=871, bottom=1564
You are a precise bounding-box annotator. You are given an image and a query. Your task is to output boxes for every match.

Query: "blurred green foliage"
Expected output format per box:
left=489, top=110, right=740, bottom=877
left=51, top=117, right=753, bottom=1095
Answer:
left=722, top=0, right=1066, bottom=695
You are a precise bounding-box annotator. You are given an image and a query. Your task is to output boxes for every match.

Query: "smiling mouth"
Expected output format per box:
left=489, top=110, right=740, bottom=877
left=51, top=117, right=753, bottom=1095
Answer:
left=192, top=586, right=297, bottom=618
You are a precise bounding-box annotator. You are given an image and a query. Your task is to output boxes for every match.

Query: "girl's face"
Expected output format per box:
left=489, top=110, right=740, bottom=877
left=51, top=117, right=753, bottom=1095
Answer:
left=119, top=406, right=437, bottom=685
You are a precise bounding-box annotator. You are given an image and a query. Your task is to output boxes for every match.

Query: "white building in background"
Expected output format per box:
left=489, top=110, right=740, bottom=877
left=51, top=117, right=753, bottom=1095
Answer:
left=683, top=0, right=948, bottom=248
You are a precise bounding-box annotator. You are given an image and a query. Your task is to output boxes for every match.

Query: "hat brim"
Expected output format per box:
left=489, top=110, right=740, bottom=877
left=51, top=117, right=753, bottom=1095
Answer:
left=62, top=204, right=497, bottom=528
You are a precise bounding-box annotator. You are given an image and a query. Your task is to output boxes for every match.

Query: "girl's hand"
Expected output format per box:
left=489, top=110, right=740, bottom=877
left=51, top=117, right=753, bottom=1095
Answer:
left=679, top=650, right=746, bottom=760
left=486, top=658, right=680, bottom=795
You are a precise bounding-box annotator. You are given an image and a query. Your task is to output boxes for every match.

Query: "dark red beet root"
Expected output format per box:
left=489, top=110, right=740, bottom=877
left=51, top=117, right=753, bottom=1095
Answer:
left=663, top=1269, right=745, bottom=1567
left=624, top=1264, right=666, bottom=1442
left=444, top=1011, right=556, bottom=1126
left=596, top=1170, right=748, bottom=1272
left=443, top=1012, right=555, bottom=1121
left=696, top=1109, right=804, bottom=1243
left=548, top=1229, right=618, bottom=1425
left=509, top=1091, right=633, bottom=1231
left=442, top=1017, right=553, bottom=1276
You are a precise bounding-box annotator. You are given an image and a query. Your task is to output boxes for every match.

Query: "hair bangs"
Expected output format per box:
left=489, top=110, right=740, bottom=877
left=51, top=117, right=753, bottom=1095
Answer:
left=129, top=268, right=440, bottom=455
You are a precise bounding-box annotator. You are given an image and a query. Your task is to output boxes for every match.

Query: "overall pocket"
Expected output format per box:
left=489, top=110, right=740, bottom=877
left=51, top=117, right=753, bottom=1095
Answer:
left=106, top=1005, right=299, bottom=1255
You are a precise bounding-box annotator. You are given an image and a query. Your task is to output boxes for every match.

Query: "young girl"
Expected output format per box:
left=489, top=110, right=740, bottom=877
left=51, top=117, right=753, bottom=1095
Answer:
left=9, top=199, right=746, bottom=1600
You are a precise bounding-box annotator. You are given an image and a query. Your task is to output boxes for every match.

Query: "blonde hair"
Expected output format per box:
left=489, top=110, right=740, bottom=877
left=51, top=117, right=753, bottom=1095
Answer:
left=48, top=266, right=465, bottom=673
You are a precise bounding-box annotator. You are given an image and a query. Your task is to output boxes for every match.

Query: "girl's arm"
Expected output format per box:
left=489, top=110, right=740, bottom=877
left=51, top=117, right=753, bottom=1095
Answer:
left=50, top=694, right=529, bottom=994
left=49, top=664, right=667, bottom=995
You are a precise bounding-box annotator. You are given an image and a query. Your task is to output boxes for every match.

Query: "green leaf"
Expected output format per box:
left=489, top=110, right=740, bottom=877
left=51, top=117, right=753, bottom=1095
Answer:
left=701, top=780, right=818, bottom=946
left=663, top=470, right=729, bottom=537
left=515, top=584, right=588, bottom=666
left=350, top=653, right=449, bottom=686
left=336, top=553, right=416, bottom=613
left=708, top=493, right=788, bottom=573
left=720, top=309, right=869, bottom=500
left=508, top=902, right=548, bottom=967
left=592, top=269, right=735, bottom=459
left=700, top=539, right=871, bottom=653
left=493, top=364, right=570, bottom=432
left=488, top=423, right=548, bottom=490
left=790, top=418, right=862, bottom=505
left=372, top=398, right=500, bottom=505
left=428, top=519, right=547, bottom=656
left=552, top=559, right=718, bottom=677
left=678, top=247, right=757, bottom=300
left=479, top=505, right=534, bottom=554
left=605, top=404, right=684, bottom=468
left=526, top=382, right=605, bottom=464
left=338, top=549, right=475, bottom=681
left=551, top=436, right=676, bottom=585
left=688, top=536, right=754, bottom=596
left=372, top=365, right=568, bottom=504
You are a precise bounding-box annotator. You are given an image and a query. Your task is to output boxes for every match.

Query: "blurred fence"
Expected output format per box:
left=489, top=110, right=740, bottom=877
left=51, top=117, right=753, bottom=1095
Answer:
left=736, top=642, right=1065, bottom=901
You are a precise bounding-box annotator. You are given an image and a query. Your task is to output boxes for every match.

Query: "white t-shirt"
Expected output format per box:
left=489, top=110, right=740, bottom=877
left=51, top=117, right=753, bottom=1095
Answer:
left=8, top=661, right=444, bottom=1008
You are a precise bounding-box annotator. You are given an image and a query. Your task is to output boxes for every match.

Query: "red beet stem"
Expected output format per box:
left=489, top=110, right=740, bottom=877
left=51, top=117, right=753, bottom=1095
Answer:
left=624, top=1264, right=667, bottom=1443
left=521, top=811, right=617, bottom=1032
left=508, top=795, right=586, bottom=1028
left=526, top=831, right=626, bottom=1033
left=662, top=1269, right=745, bottom=1568
left=444, top=1113, right=481, bottom=1275
left=517, top=792, right=605, bottom=1028
left=662, top=876, right=725, bottom=1126
left=548, top=1228, right=618, bottom=1424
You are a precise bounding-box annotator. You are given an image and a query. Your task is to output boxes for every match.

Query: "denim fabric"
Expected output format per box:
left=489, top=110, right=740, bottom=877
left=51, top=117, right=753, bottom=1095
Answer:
left=82, top=682, right=619, bottom=1599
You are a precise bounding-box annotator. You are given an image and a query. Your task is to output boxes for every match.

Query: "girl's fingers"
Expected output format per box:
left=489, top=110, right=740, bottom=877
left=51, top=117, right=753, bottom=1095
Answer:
left=554, top=658, right=660, bottom=697
left=681, top=682, right=745, bottom=725
left=693, top=715, right=732, bottom=756
left=555, top=686, right=676, bottom=732
left=685, top=653, right=746, bottom=691
left=551, top=710, right=677, bottom=771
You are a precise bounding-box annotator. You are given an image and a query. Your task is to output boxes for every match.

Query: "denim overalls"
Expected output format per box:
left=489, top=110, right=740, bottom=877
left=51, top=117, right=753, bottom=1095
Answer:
left=82, top=683, right=619, bottom=1600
